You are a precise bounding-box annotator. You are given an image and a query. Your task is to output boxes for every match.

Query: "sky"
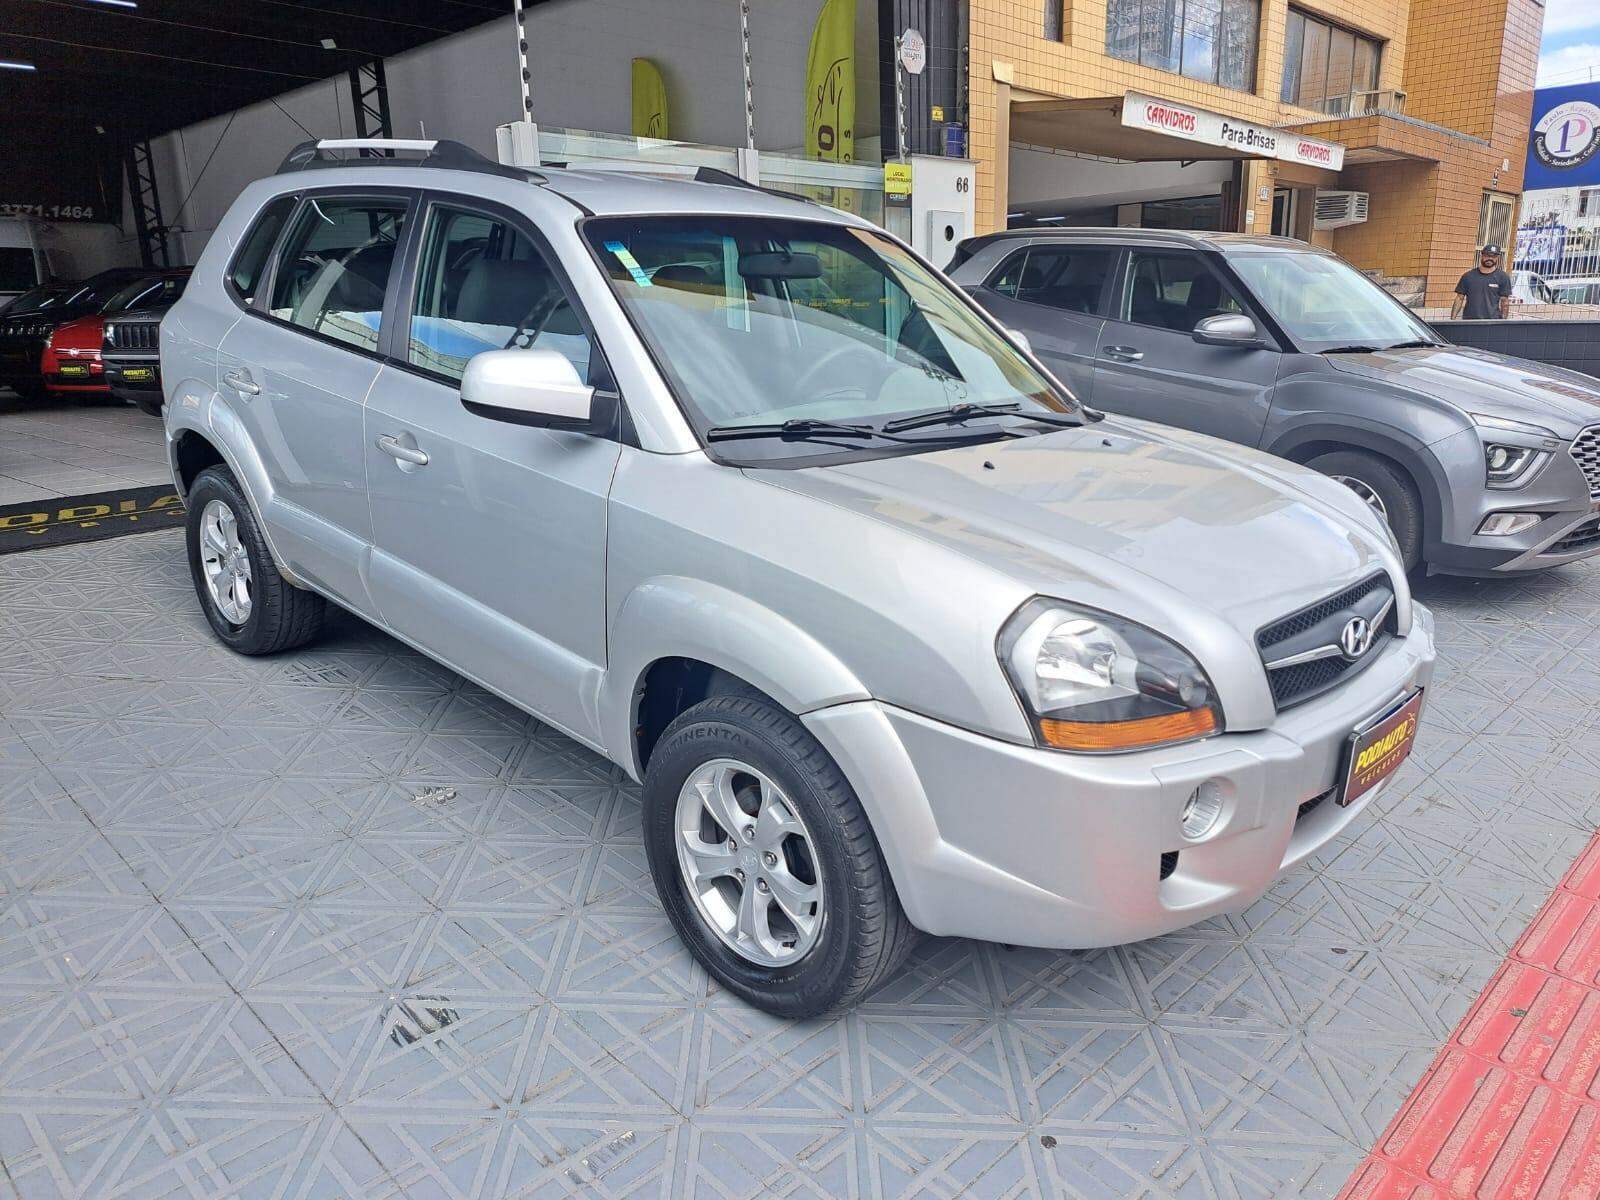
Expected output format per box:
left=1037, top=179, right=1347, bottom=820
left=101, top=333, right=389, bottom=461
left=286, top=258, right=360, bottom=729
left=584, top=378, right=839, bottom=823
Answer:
left=1538, top=0, right=1600, bottom=88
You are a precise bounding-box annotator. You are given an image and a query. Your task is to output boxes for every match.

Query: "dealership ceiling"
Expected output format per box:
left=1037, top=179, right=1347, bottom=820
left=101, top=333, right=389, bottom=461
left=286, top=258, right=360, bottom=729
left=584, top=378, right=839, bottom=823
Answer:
left=0, top=0, right=528, bottom=213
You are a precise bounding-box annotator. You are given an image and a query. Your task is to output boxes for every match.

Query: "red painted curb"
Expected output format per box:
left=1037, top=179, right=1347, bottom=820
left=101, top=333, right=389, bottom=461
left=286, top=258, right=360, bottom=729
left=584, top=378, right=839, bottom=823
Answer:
left=1338, top=831, right=1600, bottom=1200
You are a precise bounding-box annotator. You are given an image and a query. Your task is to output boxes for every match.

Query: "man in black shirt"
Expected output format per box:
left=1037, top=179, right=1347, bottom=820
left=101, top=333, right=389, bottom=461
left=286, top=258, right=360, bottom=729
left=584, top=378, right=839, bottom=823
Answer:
left=1451, top=245, right=1512, bottom=320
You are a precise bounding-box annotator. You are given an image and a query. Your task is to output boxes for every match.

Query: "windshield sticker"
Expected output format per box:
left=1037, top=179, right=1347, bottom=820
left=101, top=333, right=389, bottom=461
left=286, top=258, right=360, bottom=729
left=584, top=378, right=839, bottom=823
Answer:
left=604, top=240, right=652, bottom=287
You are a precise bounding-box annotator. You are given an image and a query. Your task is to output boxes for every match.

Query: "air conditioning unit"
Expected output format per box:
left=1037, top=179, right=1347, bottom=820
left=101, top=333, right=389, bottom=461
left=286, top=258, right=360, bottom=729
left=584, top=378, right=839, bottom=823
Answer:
left=1314, top=190, right=1370, bottom=230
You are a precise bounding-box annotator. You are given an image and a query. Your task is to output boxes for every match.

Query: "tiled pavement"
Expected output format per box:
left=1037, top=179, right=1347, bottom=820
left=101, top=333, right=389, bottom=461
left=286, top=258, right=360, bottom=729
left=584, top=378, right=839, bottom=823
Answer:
left=1, top=531, right=1597, bottom=1199
left=0, top=394, right=170, bottom=505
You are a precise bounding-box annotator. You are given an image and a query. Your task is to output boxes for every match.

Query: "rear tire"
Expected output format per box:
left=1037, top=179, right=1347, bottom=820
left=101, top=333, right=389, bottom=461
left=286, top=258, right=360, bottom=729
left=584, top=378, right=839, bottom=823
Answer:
left=185, top=466, right=326, bottom=655
left=642, top=694, right=917, bottom=1017
left=1308, top=450, right=1423, bottom=571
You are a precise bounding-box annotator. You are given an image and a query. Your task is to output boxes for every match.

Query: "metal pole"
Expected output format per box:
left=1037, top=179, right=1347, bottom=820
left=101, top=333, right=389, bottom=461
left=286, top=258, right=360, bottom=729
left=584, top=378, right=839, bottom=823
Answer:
left=739, top=0, right=755, bottom=150
left=894, top=36, right=908, bottom=161
left=513, top=0, right=532, bottom=119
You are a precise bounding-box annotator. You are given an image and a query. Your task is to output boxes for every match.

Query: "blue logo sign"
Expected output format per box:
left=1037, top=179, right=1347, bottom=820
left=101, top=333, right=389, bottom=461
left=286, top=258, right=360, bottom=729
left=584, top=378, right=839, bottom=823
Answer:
left=1526, top=84, right=1600, bottom=191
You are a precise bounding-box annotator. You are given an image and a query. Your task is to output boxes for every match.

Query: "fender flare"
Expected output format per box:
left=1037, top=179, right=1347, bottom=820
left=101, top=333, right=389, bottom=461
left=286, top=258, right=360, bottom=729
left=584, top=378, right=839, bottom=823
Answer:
left=165, top=379, right=303, bottom=585
left=1267, top=421, right=1451, bottom=551
left=601, top=576, right=871, bottom=781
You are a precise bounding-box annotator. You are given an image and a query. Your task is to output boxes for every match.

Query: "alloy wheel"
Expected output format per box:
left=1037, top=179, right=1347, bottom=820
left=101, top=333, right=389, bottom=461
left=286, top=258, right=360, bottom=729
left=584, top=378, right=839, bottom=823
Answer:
left=673, top=758, right=824, bottom=968
left=1331, top=474, right=1389, bottom=523
left=198, top=498, right=253, bottom=624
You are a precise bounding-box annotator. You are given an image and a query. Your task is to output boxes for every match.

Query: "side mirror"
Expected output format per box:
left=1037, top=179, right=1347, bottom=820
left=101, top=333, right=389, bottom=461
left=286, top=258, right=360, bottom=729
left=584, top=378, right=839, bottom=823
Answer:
left=1192, top=313, right=1263, bottom=348
left=1008, top=328, right=1033, bottom=355
left=461, top=349, right=614, bottom=433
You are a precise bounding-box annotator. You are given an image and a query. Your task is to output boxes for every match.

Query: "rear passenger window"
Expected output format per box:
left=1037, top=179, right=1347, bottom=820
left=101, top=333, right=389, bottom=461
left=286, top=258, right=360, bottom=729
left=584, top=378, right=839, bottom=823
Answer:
left=407, top=204, right=594, bottom=385
left=989, top=246, right=1115, bottom=314
left=267, top=196, right=408, bottom=353
left=228, top=196, right=296, bottom=305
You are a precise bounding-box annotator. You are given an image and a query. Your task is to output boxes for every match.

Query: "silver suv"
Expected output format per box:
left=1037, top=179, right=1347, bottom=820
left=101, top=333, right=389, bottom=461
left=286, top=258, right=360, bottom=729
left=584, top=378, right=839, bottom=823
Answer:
left=163, top=141, right=1435, bottom=1015
left=952, top=230, right=1600, bottom=575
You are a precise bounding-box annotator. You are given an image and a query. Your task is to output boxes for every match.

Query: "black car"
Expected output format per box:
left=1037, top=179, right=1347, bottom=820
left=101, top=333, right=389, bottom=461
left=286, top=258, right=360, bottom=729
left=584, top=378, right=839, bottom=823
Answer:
left=103, top=304, right=169, bottom=415
left=0, top=267, right=157, bottom=399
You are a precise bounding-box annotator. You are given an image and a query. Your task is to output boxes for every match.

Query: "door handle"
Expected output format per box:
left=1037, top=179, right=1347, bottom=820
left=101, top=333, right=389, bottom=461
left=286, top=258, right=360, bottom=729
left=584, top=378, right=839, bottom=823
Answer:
left=376, top=435, right=429, bottom=467
left=1103, top=346, right=1145, bottom=363
left=222, top=369, right=261, bottom=396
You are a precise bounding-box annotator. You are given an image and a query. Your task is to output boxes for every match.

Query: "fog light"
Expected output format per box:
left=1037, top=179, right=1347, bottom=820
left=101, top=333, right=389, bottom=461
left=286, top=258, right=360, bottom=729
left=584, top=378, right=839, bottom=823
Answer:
left=1181, top=781, right=1225, bottom=840
left=1477, top=512, right=1541, bottom=536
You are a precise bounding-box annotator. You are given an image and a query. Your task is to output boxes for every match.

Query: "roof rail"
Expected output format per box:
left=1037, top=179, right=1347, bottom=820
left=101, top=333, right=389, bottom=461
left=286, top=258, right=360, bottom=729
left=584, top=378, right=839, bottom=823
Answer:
left=691, top=166, right=819, bottom=207
left=275, top=138, right=543, bottom=183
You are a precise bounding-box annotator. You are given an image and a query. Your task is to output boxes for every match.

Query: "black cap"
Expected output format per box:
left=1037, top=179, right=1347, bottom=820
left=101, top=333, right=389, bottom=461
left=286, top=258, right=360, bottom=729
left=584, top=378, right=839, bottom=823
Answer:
left=1480, top=244, right=1504, bottom=257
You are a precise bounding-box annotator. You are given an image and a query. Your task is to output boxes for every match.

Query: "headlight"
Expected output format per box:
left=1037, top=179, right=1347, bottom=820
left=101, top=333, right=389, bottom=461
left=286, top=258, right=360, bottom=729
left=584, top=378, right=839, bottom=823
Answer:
left=998, top=599, right=1222, bottom=753
left=1484, top=442, right=1543, bottom=486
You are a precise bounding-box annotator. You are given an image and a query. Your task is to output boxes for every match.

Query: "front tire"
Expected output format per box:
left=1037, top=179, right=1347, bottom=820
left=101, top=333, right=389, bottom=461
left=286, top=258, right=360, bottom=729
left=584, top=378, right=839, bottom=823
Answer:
left=1307, top=449, right=1423, bottom=571
left=185, top=466, right=326, bottom=655
left=642, top=695, right=917, bottom=1017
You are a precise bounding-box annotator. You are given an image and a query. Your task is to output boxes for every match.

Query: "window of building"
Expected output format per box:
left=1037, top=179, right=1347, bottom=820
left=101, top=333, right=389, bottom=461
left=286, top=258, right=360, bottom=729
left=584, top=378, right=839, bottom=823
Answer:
left=1141, top=194, right=1225, bottom=231
left=1043, top=0, right=1063, bottom=40
left=267, top=196, right=408, bottom=354
left=1478, top=193, right=1515, bottom=252
left=1105, top=0, right=1259, bottom=91
left=1281, top=9, right=1381, bottom=114
left=408, top=204, right=593, bottom=385
left=1578, top=187, right=1600, bottom=218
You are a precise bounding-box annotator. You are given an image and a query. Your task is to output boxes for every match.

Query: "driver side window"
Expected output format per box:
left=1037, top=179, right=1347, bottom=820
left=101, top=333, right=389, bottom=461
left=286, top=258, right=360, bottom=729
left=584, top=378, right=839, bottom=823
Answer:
left=408, top=204, right=593, bottom=385
left=1121, top=250, right=1242, bottom=333
left=267, top=196, right=408, bottom=353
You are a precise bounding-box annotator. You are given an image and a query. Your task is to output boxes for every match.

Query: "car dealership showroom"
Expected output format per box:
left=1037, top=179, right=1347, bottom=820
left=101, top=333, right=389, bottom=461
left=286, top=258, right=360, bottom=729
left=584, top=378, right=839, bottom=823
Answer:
left=2, top=2, right=1600, bottom=1198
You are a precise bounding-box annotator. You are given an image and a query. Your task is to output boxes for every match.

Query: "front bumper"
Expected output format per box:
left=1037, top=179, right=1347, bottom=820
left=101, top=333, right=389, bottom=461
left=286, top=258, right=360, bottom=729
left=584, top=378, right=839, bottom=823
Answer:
left=805, top=604, right=1436, bottom=949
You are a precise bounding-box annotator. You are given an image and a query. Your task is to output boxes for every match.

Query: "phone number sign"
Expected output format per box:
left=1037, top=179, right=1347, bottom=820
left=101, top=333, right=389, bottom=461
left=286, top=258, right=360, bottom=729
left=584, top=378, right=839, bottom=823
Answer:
left=0, top=200, right=108, bottom=222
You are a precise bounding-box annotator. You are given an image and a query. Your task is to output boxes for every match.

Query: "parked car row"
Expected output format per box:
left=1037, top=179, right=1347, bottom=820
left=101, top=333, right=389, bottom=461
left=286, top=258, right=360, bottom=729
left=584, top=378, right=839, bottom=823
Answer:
left=949, top=229, right=1600, bottom=577
left=163, top=141, right=1445, bottom=1016
left=0, top=265, right=188, bottom=406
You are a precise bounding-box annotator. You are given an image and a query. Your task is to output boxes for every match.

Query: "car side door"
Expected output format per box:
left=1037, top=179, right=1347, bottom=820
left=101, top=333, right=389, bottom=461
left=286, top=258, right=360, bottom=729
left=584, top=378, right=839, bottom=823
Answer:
left=214, top=189, right=415, bottom=610
left=361, top=193, right=622, bottom=747
left=1090, top=247, right=1281, bottom=448
left=966, top=242, right=1115, bottom=402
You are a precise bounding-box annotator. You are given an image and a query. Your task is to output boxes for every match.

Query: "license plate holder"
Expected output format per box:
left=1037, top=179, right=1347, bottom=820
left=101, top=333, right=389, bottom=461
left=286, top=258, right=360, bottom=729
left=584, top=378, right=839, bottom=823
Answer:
left=121, top=366, right=154, bottom=382
left=57, top=364, right=89, bottom=378
left=1339, top=689, right=1424, bottom=806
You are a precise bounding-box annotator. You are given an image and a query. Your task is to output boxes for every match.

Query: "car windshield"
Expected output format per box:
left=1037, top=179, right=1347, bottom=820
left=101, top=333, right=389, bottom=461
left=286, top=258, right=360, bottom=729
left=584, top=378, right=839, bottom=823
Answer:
left=101, top=274, right=185, bottom=315
left=1227, top=249, right=1439, bottom=353
left=585, top=214, right=1074, bottom=464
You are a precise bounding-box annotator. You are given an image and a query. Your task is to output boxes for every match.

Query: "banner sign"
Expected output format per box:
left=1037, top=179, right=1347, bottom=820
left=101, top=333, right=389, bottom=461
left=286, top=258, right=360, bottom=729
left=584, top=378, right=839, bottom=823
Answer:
left=1122, top=92, right=1346, bottom=171
left=1524, top=83, right=1600, bottom=192
left=1515, top=224, right=1566, bottom=269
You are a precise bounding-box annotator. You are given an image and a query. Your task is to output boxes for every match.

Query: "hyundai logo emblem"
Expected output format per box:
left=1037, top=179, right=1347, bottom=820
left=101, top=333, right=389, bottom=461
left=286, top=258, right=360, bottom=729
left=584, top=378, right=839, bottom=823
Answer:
left=1339, top=615, right=1375, bottom=660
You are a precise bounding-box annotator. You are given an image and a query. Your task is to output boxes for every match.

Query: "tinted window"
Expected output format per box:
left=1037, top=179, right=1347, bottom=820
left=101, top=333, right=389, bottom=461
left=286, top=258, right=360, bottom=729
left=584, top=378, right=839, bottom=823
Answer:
left=408, top=205, right=593, bottom=384
left=102, top=274, right=187, bottom=315
left=1121, top=251, right=1243, bottom=332
left=991, top=246, right=1114, bottom=314
left=268, top=196, right=407, bottom=353
left=229, top=195, right=296, bottom=304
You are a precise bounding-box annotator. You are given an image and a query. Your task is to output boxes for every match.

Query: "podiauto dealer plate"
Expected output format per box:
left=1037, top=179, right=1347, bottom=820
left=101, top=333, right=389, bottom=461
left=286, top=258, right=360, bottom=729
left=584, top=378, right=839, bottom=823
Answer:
left=1339, top=689, right=1424, bottom=806
left=121, top=366, right=154, bottom=382
left=56, top=364, right=89, bottom=377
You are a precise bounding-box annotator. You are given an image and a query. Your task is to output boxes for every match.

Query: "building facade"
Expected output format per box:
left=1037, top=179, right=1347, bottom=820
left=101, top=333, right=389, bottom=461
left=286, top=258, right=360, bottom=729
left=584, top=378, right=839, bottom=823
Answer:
left=964, top=0, right=1545, bottom=308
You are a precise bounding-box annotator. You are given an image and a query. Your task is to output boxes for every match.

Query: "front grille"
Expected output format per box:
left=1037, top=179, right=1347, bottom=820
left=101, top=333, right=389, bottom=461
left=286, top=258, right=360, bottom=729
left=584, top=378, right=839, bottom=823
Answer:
left=1158, top=850, right=1179, bottom=880
left=107, top=320, right=159, bottom=351
left=1, top=320, right=50, bottom=340
left=1258, top=573, right=1395, bottom=710
left=1548, top=515, right=1600, bottom=555
left=1571, top=426, right=1600, bottom=499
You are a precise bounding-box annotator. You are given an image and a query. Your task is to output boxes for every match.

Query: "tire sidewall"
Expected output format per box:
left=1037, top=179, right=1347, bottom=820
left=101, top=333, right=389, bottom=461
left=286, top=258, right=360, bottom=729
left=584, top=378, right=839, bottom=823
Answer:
left=185, top=469, right=269, bottom=651
left=642, top=710, right=860, bottom=1013
left=1313, top=451, right=1423, bottom=570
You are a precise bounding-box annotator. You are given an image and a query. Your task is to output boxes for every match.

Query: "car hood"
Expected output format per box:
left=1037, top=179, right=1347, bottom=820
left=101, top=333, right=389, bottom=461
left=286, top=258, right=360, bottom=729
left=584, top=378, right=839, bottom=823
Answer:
left=1324, top=345, right=1600, bottom=436
left=750, top=418, right=1399, bottom=644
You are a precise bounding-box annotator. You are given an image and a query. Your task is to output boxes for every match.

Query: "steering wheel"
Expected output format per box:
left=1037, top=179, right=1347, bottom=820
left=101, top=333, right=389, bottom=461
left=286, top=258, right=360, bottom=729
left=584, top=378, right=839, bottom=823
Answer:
left=789, top=342, right=883, bottom=405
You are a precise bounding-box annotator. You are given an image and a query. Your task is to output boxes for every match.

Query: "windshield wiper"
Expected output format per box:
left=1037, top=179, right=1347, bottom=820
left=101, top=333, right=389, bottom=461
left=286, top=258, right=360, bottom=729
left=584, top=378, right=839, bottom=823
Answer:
left=705, top=419, right=877, bottom=443
left=1383, top=339, right=1442, bottom=350
left=883, top=401, right=1091, bottom=434
left=1321, top=344, right=1382, bottom=355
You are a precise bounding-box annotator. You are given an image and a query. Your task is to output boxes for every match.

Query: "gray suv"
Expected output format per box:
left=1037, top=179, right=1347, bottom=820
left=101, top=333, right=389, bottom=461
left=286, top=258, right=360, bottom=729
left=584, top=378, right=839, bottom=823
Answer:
left=952, top=229, right=1600, bottom=575
left=162, top=141, right=1435, bottom=1015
